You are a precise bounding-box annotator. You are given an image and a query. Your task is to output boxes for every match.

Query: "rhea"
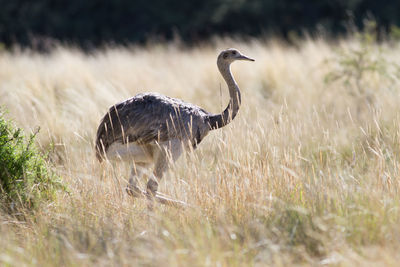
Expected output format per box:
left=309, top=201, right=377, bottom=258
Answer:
left=95, top=48, right=254, bottom=202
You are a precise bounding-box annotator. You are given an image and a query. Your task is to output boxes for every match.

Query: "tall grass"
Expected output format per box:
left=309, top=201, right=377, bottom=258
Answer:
left=1, top=37, right=400, bottom=265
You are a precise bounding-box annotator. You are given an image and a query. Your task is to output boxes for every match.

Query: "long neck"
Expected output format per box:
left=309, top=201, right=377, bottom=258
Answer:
left=208, top=62, right=241, bottom=130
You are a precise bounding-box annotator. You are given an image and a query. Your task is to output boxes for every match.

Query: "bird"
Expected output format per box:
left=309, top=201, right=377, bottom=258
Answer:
left=95, top=48, right=254, bottom=202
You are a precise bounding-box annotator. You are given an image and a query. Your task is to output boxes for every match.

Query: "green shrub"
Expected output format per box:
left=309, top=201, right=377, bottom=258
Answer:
left=324, top=21, right=390, bottom=98
left=0, top=110, right=63, bottom=211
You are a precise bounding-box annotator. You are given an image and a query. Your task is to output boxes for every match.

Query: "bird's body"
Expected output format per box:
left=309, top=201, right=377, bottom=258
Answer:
left=95, top=48, right=254, bottom=201
left=95, top=92, right=210, bottom=163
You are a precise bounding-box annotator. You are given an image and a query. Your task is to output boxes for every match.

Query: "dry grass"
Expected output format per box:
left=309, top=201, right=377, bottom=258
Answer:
left=1, top=37, right=400, bottom=266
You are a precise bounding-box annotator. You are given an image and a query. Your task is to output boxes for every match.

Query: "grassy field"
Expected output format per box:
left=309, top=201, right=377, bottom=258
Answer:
left=1, top=37, right=400, bottom=266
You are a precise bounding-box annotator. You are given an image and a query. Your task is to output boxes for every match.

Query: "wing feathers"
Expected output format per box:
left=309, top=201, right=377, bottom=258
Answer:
left=95, top=93, right=209, bottom=162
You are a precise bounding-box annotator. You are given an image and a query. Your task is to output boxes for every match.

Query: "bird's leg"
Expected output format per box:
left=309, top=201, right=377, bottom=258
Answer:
left=146, top=152, right=167, bottom=198
left=146, top=139, right=183, bottom=197
left=126, top=163, right=148, bottom=198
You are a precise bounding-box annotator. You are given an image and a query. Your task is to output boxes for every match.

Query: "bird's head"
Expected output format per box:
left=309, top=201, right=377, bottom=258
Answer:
left=217, top=48, right=255, bottom=65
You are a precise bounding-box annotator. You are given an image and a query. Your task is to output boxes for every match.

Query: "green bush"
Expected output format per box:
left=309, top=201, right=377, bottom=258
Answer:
left=0, top=110, right=63, bottom=211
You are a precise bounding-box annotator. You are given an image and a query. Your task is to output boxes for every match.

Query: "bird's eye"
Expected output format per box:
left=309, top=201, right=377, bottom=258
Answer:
left=232, top=51, right=237, bottom=55
left=223, top=52, right=228, bottom=59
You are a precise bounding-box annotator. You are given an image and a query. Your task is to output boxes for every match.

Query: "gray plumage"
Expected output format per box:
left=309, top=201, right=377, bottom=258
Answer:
left=95, top=48, right=254, bottom=200
left=95, top=93, right=210, bottom=161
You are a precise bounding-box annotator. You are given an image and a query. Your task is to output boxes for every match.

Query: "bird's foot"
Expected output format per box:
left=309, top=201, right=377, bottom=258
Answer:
left=126, top=184, right=144, bottom=198
left=127, top=184, right=187, bottom=209
left=146, top=179, right=158, bottom=196
left=152, top=191, right=188, bottom=208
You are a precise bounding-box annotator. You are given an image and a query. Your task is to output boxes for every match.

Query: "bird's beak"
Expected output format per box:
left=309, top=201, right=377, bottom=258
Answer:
left=238, top=54, right=255, bottom=61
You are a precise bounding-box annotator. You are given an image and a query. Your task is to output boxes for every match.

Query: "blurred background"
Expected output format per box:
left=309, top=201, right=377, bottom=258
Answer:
left=1, top=0, right=400, bottom=49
